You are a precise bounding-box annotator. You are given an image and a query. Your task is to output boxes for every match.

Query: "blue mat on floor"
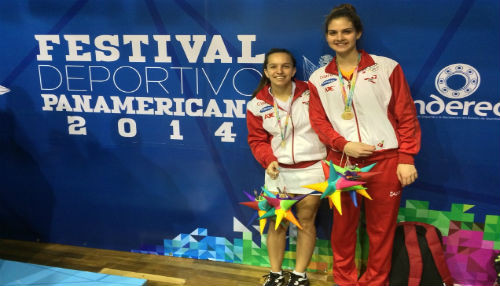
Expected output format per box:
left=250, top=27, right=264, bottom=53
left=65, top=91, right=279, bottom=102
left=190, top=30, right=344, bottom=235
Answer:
left=0, top=259, right=146, bottom=286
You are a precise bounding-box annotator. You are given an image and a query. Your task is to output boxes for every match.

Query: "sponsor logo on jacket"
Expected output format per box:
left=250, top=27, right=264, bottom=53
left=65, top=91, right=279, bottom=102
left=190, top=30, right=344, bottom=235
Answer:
left=364, top=74, right=377, bottom=84
left=325, top=86, right=335, bottom=92
left=320, top=74, right=335, bottom=79
left=264, top=112, right=275, bottom=119
left=321, top=78, right=337, bottom=86
left=260, top=105, right=273, bottom=113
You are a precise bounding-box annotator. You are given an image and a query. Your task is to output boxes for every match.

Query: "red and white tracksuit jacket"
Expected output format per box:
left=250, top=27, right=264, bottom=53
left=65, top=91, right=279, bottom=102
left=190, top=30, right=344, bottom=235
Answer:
left=308, top=50, right=421, bottom=286
left=247, top=80, right=326, bottom=169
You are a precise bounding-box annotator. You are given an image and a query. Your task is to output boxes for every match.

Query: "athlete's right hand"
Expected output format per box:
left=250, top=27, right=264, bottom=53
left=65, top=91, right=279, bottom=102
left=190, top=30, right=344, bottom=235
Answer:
left=266, top=161, right=280, bottom=180
left=344, top=142, right=375, bottom=158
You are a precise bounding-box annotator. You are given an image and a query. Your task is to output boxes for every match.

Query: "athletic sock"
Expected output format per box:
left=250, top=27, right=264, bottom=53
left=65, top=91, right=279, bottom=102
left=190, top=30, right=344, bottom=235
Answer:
left=292, top=270, right=305, bottom=277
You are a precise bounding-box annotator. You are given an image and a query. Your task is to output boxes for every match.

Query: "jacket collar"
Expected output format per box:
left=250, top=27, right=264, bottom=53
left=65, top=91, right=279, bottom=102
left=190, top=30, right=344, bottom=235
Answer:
left=255, top=79, right=308, bottom=106
left=324, top=50, right=375, bottom=76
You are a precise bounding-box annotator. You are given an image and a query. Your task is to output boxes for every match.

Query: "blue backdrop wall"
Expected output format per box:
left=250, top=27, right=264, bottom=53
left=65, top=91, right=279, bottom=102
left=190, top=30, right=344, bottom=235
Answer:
left=0, top=0, right=499, bottom=282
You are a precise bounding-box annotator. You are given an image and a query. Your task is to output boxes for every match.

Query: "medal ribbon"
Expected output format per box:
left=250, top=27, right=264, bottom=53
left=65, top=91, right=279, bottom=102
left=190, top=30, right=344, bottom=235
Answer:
left=336, top=53, right=361, bottom=112
left=273, top=95, right=292, bottom=146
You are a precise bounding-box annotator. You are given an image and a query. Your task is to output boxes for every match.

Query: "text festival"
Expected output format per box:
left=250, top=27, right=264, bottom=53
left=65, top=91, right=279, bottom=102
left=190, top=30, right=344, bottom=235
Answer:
left=35, top=34, right=265, bottom=140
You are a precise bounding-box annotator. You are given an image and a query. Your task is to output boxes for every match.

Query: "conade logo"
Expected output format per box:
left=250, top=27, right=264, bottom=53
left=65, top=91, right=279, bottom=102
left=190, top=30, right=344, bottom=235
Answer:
left=415, top=63, right=500, bottom=119
left=435, top=64, right=480, bottom=99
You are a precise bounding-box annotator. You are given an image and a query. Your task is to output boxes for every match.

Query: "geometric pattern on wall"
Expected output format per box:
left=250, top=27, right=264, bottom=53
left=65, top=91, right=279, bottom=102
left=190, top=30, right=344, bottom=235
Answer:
left=133, top=225, right=333, bottom=273
left=133, top=200, right=500, bottom=286
left=398, top=200, right=500, bottom=286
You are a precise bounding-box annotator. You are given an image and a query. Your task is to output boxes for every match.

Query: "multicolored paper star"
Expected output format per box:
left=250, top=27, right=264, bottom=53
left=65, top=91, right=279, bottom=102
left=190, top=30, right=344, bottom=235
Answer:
left=302, top=161, right=377, bottom=215
left=262, top=195, right=302, bottom=230
left=239, top=189, right=272, bottom=234
left=240, top=186, right=305, bottom=233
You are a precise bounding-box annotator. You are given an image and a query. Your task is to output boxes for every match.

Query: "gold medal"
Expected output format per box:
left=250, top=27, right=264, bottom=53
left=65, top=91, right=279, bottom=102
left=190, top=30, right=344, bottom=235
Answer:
left=281, top=141, right=286, bottom=148
left=337, top=53, right=361, bottom=122
left=341, top=111, right=354, bottom=120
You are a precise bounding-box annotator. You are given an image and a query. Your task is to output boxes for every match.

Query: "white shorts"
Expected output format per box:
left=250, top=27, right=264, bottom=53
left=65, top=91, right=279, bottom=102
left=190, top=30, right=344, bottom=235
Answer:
left=264, top=161, right=325, bottom=195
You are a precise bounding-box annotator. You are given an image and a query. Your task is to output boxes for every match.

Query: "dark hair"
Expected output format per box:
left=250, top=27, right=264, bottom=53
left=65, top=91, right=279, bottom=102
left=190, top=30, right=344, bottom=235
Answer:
left=324, top=3, right=363, bottom=34
left=251, top=48, right=297, bottom=98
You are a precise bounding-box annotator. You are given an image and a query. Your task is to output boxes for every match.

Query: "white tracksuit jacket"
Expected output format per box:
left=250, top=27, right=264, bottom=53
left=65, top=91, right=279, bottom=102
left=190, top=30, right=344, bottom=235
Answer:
left=247, top=80, right=326, bottom=169
left=308, top=50, right=421, bottom=164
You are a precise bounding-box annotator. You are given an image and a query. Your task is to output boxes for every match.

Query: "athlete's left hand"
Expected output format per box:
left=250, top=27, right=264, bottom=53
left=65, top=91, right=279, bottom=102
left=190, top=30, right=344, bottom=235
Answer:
left=397, top=164, right=418, bottom=187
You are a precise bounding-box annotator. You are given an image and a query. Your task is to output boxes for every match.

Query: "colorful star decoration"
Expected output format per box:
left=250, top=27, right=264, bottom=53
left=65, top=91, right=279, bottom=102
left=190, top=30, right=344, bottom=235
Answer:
left=239, top=186, right=305, bottom=233
left=239, top=189, right=272, bottom=235
left=262, top=194, right=303, bottom=230
left=302, top=160, right=378, bottom=215
left=240, top=161, right=379, bottom=233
